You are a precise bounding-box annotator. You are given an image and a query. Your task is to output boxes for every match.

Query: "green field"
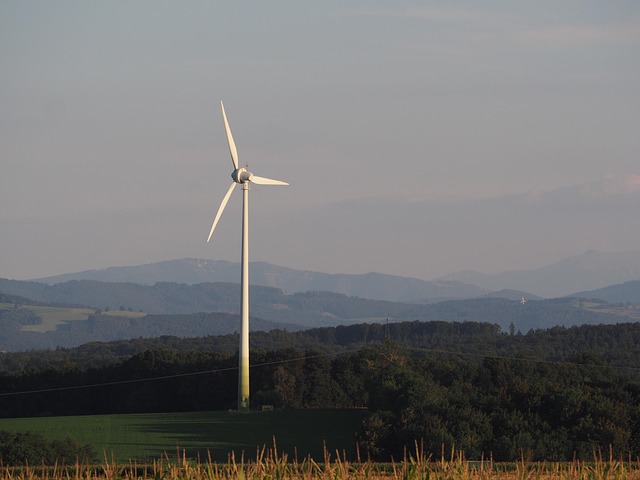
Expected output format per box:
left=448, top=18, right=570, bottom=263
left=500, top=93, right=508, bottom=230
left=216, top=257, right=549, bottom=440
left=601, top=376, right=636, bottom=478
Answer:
left=0, top=409, right=368, bottom=463
left=0, top=303, right=146, bottom=333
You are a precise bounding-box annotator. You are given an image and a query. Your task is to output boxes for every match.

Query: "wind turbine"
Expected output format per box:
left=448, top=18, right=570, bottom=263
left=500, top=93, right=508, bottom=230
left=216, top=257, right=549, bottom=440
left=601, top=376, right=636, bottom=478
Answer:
left=207, top=101, right=288, bottom=412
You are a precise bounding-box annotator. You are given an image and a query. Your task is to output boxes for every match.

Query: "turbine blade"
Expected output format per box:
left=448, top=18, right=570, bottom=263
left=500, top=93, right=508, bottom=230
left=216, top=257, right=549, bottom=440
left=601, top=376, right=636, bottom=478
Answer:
left=249, top=174, right=289, bottom=186
left=207, top=182, right=236, bottom=242
left=221, top=101, right=239, bottom=170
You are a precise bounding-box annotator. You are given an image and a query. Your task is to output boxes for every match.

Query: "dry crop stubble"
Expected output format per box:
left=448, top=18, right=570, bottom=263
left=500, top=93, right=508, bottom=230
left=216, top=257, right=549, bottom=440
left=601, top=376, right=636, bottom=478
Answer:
left=1, top=445, right=639, bottom=479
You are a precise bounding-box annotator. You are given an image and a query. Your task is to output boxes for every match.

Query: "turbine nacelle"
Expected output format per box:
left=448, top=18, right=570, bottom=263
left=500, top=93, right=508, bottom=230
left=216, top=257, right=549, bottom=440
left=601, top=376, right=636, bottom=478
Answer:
left=232, top=167, right=252, bottom=184
left=231, top=167, right=289, bottom=186
left=231, top=167, right=287, bottom=185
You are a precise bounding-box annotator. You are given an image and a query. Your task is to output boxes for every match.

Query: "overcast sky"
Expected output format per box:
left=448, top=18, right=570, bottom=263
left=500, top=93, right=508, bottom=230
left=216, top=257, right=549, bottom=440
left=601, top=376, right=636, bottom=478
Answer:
left=2, top=1, right=639, bottom=281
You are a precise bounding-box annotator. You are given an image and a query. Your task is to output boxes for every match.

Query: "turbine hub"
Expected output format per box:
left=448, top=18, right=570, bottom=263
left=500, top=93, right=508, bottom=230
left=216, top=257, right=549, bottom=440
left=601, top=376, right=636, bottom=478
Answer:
left=232, top=167, right=252, bottom=183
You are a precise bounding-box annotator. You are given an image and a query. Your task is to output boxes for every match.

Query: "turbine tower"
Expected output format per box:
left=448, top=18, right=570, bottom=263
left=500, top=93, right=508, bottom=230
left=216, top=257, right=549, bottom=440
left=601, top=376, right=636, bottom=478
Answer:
left=207, top=101, right=288, bottom=412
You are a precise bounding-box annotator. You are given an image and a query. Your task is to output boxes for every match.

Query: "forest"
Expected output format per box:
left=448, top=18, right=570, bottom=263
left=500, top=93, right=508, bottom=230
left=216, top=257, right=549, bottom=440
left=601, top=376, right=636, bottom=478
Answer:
left=0, top=320, right=639, bottom=461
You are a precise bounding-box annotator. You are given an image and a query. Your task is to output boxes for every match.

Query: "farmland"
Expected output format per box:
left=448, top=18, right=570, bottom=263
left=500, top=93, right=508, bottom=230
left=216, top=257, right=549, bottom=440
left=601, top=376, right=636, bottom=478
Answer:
left=1, top=410, right=638, bottom=479
left=0, top=303, right=145, bottom=334
left=2, top=322, right=640, bottom=462
left=1, top=447, right=639, bottom=480
left=0, top=409, right=367, bottom=463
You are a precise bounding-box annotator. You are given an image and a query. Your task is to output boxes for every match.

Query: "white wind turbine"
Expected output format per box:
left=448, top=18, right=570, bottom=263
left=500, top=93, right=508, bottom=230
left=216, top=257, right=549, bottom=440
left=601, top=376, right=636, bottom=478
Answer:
left=207, top=101, right=288, bottom=412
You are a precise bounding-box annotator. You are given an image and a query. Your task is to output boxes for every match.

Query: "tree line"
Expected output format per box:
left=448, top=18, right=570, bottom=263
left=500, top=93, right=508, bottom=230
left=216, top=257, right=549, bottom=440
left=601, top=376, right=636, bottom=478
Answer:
left=1, top=321, right=639, bottom=461
left=2, top=320, right=640, bottom=377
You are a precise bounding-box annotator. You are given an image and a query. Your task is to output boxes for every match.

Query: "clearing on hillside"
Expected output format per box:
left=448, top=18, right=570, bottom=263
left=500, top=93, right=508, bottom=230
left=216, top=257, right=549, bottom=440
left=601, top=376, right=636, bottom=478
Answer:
left=0, top=303, right=146, bottom=333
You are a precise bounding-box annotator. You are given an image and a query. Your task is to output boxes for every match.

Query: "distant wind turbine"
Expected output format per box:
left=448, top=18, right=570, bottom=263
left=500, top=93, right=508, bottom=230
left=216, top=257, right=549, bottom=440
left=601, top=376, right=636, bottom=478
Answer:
left=207, top=101, right=288, bottom=412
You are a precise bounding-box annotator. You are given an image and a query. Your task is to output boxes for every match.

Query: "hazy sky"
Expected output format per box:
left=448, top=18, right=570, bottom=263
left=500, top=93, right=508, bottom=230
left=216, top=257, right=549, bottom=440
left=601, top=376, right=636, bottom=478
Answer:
left=2, top=1, right=639, bottom=281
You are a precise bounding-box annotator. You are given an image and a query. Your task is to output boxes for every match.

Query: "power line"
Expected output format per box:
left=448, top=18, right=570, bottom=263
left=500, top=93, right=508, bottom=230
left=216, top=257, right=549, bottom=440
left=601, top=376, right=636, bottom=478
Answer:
left=0, top=350, right=351, bottom=398
left=0, top=343, right=638, bottom=399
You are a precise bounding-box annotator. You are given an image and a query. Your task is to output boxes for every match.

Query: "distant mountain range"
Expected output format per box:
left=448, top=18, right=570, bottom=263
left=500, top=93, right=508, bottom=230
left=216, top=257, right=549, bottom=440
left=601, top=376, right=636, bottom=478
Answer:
left=572, top=280, right=640, bottom=305
left=436, top=250, right=640, bottom=298
left=30, top=250, right=640, bottom=300
left=0, top=278, right=633, bottom=351
left=3, top=250, right=640, bottom=351
left=32, top=259, right=487, bottom=303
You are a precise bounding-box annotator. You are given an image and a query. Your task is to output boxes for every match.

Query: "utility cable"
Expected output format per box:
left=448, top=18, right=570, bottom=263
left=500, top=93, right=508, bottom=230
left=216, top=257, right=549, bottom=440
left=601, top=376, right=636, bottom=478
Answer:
left=0, top=349, right=354, bottom=398
left=0, top=342, right=639, bottom=399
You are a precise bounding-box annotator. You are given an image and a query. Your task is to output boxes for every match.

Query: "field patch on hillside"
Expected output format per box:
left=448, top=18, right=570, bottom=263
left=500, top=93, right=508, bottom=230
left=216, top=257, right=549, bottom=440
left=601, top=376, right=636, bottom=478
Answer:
left=0, top=303, right=146, bottom=333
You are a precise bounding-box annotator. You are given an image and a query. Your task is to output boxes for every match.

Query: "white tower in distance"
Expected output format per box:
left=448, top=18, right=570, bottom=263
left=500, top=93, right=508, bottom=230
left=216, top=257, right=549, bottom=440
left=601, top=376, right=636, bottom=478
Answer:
left=206, top=101, right=288, bottom=411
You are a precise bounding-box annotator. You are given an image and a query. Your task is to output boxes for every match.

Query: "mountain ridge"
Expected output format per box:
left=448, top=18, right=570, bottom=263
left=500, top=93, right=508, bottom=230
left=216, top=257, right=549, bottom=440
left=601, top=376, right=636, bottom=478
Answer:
left=570, top=279, right=640, bottom=304
left=0, top=277, right=632, bottom=351
left=31, top=258, right=487, bottom=303
left=436, top=250, right=640, bottom=297
left=29, top=250, right=640, bottom=300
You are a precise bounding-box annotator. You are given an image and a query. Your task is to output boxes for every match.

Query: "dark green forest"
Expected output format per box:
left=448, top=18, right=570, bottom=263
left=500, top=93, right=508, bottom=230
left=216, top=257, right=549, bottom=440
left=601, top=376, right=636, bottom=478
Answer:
left=1, top=320, right=639, bottom=461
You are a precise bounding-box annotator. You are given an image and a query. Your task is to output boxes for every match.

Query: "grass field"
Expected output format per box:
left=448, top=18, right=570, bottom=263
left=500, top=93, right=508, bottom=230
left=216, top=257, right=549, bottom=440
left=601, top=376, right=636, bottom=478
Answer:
left=0, top=303, right=146, bottom=333
left=0, top=411, right=638, bottom=479
left=0, top=409, right=368, bottom=463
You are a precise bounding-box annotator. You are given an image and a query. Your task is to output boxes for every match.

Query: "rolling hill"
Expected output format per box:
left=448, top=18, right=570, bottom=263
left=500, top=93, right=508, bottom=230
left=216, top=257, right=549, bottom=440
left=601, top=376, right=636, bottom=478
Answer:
left=31, top=258, right=486, bottom=302
left=3, top=251, right=640, bottom=351
left=1, top=276, right=634, bottom=350
left=29, top=250, right=640, bottom=301
left=570, top=279, right=640, bottom=304
left=438, top=250, right=640, bottom=298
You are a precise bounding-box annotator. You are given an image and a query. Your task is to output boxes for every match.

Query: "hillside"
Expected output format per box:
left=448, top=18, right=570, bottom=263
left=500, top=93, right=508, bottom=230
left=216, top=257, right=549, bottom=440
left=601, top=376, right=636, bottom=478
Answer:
left=4, top=320, right=640, bottom=375
left=438, top=250, right=640, bottom=297
left=2, top=321, right=640, bottom=461
left=570, top=279, right=640, bottom=304
left=1, top=276, right=636, bottom=350
left=0, top=307, right=297, bottom=351
left=29, top=251, right=640, bottom=300
left=31, top=258, right=487, bottom=302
